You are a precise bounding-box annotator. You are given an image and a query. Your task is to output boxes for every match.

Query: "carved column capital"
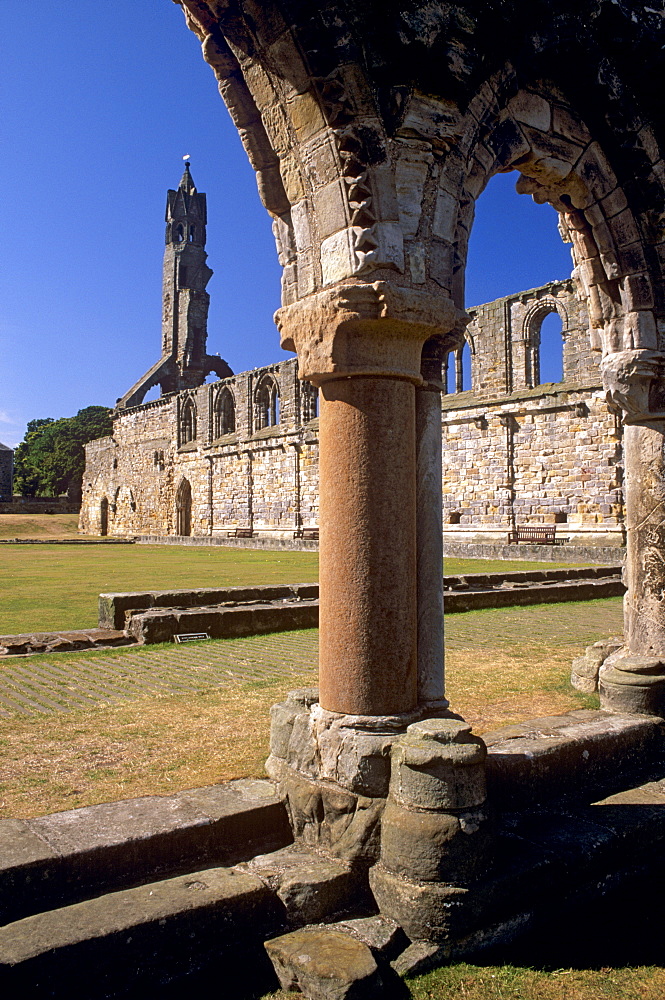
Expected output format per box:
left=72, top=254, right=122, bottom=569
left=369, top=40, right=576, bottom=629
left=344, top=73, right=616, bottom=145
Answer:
left=275, top=281, right=464, bottom=386
left=601, top=349, right=665, bottom=424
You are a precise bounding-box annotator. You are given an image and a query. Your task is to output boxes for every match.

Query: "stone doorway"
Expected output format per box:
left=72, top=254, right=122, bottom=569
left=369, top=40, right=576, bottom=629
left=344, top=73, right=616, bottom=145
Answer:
left=175, top=479, right=191, bottom=537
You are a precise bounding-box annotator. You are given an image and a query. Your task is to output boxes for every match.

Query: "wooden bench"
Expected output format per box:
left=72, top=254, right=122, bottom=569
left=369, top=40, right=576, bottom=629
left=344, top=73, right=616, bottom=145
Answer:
left=294, top=527, right=319, bottom=540
left=227, top=527, right=254, bottom=538
left=507, top=525, right=557, bottom=545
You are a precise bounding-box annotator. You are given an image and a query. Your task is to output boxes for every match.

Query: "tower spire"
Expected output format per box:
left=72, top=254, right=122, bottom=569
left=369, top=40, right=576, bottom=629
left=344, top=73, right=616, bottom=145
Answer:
left=179, top=159, right=196, bottom=195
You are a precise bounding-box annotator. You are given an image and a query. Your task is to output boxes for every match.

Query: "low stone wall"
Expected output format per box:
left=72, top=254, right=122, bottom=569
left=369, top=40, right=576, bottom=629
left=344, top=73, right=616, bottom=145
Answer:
left=134, top=534, right=318, bottom=551
left=0, top=498, right=80, bottom=514
left=443, top=540, right=625, bottom=565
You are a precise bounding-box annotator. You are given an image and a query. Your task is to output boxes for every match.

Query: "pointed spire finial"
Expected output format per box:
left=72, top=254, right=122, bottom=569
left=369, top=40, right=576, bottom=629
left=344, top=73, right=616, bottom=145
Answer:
left=179, top=155, right=196, bottom=194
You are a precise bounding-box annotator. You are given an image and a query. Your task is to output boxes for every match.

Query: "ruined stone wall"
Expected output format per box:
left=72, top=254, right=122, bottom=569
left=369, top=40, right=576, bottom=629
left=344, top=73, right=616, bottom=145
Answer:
left=80, top=281, right=624, bottom=545
left=441, top=281, right=624, bottom=544
left=80, top=358, right=320, bottom=538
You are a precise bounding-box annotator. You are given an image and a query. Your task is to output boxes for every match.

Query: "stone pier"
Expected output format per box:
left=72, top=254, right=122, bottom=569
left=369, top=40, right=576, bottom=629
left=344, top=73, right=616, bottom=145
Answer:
left=598, top=351, right=665, bottom=716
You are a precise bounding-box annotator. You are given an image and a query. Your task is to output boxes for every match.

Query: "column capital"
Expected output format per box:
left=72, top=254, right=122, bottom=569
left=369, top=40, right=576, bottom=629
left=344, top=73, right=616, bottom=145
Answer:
left=601, top=349, right=665, bottom=424
left=275, top=281, right=464, bottom=386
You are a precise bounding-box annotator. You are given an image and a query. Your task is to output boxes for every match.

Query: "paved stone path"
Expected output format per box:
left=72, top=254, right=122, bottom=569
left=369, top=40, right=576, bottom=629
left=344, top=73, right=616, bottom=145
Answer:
left=0, top=599, right=623, bottom=717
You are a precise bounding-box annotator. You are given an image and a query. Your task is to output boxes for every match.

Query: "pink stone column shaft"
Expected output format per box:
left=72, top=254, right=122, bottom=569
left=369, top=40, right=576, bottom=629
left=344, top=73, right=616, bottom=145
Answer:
left=318, top=376, right=418, bottom=716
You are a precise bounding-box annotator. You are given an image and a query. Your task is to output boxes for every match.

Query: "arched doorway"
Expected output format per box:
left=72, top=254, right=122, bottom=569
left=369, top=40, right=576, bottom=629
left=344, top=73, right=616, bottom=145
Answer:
left=175, top=479, right=192, bottom=536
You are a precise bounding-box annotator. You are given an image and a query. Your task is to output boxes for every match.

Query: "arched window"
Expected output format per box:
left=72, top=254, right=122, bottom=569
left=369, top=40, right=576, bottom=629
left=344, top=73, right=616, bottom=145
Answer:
left=445, top=340, right=473, bottom=393
left=175, top=223, right=184, bottom=243
left=301, top=381, right=318, bottom=422
left=255, top=375, right=280, bottom=430
left=175, top=479, right=192, bottom=536
left=180, top=397, right=197, bottom=444
left=536, top=311, right=564, bottom=385
left=188, top=225, right=195, bottom=242
left=214, top=387, right=235, bottom=437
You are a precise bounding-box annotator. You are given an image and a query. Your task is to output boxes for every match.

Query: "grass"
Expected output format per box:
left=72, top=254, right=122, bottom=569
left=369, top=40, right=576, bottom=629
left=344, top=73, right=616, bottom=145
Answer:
left=0, top=530, right=588, bottom=634
left=0, top=599, right=624, bottom=819
left=0, top=513, right=81, bottom=539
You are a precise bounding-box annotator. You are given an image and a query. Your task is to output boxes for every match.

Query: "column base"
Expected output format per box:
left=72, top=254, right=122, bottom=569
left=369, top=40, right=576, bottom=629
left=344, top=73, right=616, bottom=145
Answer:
left=599, top=653, right=665, bottom=716
left=369, top=863, right=475, bottom=943
left=266, top=688, right=456, bottom=864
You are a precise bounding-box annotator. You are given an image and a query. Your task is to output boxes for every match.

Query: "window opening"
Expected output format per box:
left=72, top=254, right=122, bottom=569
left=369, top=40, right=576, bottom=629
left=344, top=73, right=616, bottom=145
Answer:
left=214, top=388, right=235, bottom=437
left=537, top=311, right=564, bottom=385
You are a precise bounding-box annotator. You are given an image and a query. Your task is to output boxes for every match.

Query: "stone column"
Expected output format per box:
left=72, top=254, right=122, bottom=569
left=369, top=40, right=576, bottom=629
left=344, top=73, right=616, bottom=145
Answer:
left=319, top=375, right=418, bottom=715
left=599, top=350, right=665, bottom=715
left=276, top=283, right=461, bottom=718
left=416, top=340, right=447, bottom=707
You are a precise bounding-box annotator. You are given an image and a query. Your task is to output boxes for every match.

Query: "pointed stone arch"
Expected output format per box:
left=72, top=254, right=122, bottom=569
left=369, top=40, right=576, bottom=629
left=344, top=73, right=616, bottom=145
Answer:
left=175, top=478, right=192, bottom=537
left=213, top=385, right=236, bottom=438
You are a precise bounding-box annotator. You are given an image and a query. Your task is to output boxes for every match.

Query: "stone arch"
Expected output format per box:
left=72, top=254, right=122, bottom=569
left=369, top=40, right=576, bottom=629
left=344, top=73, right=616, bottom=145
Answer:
left=175, top=478, right=192, bottom=537
left=441, top=69, right=659, bottom=362
left=445, top=331, right=475, bottom=395
left=254, top=374, right=280, bottom=430
left=213, top=386, right=236, bottom=438
left=522, top=297, right=569, bottom=388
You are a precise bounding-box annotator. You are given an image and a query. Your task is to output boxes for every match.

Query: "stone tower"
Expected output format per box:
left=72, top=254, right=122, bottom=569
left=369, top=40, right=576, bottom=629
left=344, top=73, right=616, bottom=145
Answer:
left=118, top=162, right=232, bottom=408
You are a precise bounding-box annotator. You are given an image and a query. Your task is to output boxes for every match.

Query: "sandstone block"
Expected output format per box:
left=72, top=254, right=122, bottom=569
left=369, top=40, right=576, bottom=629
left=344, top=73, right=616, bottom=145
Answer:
left=369, top=863, right=473, bottom=943
left=240, top=845, right=360, bottom=925
left=379, top=799, right=492, bottom=883
left=389, top=718, right=487, bottom=811
left=265, top=928, right=383, bottom=1000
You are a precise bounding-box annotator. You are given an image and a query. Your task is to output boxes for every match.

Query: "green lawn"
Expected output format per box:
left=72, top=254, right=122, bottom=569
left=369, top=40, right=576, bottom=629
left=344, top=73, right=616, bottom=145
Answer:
left=0, top=542, right=586, bottom=634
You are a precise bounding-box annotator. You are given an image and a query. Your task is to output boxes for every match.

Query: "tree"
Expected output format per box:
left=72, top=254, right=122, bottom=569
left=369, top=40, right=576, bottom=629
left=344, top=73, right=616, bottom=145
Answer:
left=13, top=407, right=113, bottom=499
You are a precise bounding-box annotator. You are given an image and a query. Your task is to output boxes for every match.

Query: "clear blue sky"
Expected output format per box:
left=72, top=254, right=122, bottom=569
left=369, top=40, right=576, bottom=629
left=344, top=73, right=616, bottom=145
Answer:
left=0, top=1, right=573, bottom=447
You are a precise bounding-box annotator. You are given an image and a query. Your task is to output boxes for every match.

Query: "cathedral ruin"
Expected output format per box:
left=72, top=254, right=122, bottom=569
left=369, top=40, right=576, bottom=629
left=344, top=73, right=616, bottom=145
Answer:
left=80, top=168, right=624, bottom=547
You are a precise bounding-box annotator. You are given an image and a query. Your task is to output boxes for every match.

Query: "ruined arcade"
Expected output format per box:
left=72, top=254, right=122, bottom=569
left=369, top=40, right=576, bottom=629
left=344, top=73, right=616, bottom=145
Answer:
left=3, top=2, right=665, bottom=994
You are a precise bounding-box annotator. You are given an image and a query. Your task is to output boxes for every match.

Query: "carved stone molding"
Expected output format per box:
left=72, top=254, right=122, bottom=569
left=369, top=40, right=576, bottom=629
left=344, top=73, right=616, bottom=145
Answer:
left=601, top=349, right=665, bottom=424
left=275, top=281, right=464, bottom=384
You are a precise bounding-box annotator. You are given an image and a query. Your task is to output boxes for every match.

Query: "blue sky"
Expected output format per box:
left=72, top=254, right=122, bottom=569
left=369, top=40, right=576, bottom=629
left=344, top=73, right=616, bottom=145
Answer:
left=0, top=1, right=573, bottom=447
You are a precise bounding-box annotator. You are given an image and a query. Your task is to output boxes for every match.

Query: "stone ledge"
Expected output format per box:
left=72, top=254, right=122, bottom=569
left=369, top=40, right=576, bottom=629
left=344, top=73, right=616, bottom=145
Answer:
left=0, top=779, right=291, bottom=925
left=99, top=582, right=319, bottom=630
left=128, top=600, right=320, bottom=644
left=484, top=710, right=665, bottom=808
left=0, top=866, right=281, bottom=998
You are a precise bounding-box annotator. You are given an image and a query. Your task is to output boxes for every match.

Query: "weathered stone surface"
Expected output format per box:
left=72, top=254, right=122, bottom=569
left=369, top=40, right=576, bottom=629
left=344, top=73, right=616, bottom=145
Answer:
left=0, top=629, right=134, bottom=657
left=391, top=939, right=448, bottom=977
left=379, top=798, right=492, bottom=883
left=333, top=915, right=406, bottom=959
left=275, top=767, right=385, bottom=864
left=484, top=710, right=665, bottom=807
left=0, top=867, right=280, bottom=997
left=389, top=719, right=487, bottom=811
left=599, top=654, right=665, bottom=716
left=265, top=928, right=383, bottom=1000
left=239, top=845, right=362, bottom=925
left=571, top=638, right=623, bottom=693
left=0, top=779, right=290, bottom=925
left=369, top=863, right=473, bottom=943
left=127, top=598, right=319, bottom=644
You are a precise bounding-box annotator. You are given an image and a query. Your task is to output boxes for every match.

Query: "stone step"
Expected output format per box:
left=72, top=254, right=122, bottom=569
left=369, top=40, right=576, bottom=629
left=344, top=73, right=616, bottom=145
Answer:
left=0, top=865, right=282, bottom=998
left=0, top=779, right=291, bottom=926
